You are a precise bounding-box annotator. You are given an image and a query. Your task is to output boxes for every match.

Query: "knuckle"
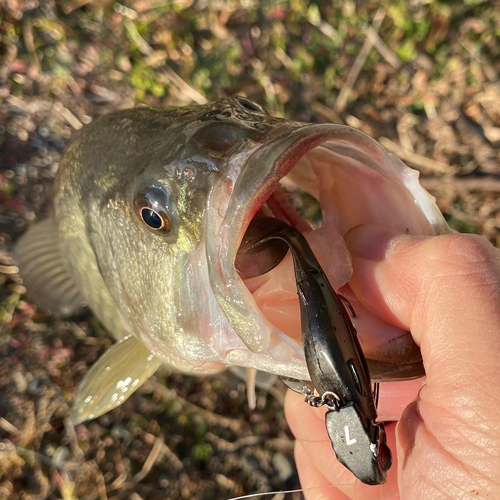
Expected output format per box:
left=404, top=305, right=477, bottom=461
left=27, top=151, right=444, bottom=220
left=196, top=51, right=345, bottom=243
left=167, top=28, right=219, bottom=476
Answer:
left=428, top=233, right=499, bottom=271
left=416, top=234, right=500, bottom=298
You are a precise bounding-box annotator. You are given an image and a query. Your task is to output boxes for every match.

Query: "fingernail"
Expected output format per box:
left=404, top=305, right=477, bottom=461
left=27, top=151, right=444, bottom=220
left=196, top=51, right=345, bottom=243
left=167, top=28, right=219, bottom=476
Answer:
left=345, top=224, right=406, bottom=261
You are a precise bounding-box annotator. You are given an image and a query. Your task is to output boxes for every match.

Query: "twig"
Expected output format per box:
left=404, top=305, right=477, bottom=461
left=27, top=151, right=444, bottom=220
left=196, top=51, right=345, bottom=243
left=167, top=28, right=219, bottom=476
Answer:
left=62, top=0, right=94, bottom=14
left=63, top=417, right=85, bottom=459
left=274, top=48, right=293, bottom=69
left=379, top=137, right=457, bottom=174
left=421, top=175, right=500, bottom=192
left=109, top=473, right=127, bottom=491
left=54, top=470, right=78, bottom=500
left=54, top=103, right=83, bottom=130
left=309, top=19, right=340, bottom=45
left=311, top=102, right=344, bottom=124
left=144, top=379, right=242, bottom=431
left=334, top=8, right=386, bottom=114
left=0, top=417, right=19, bottom=434
left=123, top=19, right=153, bottom=55
left=362, top=24, right=401, bottom=69
left=0, top=264, right=18, bottom=275
left=142, top=431, right=183, bottom=471
left=22, top=19, right=35, bottom=54
left=205, top=433, right=261, bottom=453
left=5, top=95, right=52, bottom=113
left=133, top=436, right=164, bottom=482
left=5, top=95, right=31, bottom=112
left=123, top=18, right=207, bottom=104
left=215, top=474, right=238, bottom=493
left=162, top=66, right=208, bottom=104
left=114, top=3, right=139, bottom=20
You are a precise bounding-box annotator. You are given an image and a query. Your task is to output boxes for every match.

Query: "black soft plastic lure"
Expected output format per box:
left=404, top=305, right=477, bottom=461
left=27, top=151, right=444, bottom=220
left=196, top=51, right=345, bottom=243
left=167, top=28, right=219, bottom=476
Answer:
left=242, top=217, right=391, bottom=485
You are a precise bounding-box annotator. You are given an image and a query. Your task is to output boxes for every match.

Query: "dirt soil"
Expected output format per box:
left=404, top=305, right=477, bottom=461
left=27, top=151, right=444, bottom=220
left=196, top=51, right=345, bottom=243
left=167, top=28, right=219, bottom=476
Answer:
left=1, top=1, right=499, bottom=499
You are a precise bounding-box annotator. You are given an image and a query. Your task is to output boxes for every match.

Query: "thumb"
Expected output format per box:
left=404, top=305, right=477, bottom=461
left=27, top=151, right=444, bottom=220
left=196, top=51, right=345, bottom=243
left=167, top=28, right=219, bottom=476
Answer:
left=345, top=225, right=500, bottom=390
left=346, top=225, right=500, bottom=498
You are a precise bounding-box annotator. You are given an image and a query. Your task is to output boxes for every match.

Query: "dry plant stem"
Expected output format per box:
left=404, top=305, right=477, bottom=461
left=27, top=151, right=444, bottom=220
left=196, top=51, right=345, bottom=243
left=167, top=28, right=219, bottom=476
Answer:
left=123, top=18, right=207, bottom=104
left=362, top=24, right=402, bottom=69
left=379, top=137, right=457, bottom=174
left=144, top=378, right=242, bottom=431
left=421, top=175, right=500, bottom=192
left=133, top=436, right=165, bottom=483
left=334, top=8, right=386, bottom=114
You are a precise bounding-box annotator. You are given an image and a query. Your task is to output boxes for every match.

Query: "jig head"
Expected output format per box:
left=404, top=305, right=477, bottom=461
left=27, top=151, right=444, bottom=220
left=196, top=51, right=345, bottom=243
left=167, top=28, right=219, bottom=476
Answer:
left=243, top=217, right=392, bottom=485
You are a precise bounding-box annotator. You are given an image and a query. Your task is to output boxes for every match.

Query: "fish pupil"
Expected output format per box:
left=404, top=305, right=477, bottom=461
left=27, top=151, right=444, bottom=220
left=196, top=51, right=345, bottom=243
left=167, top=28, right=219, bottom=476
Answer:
left=141, top=208, right=162, bottom=229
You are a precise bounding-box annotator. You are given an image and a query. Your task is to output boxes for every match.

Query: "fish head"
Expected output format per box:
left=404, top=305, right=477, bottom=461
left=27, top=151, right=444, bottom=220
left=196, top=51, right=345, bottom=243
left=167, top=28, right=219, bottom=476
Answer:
left=204, top=104, right=450, bottom=381
left=60, top=97, right=448, bottom=380
left=68, top=98, right=287, bottom=372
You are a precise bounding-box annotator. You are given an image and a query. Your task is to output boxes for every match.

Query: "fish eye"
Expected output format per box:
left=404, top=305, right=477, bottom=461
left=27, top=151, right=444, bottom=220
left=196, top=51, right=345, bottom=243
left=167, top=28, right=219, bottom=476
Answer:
left=236, top=97, right=264, bottom=113
left=134, top=192, right=172, bottom=234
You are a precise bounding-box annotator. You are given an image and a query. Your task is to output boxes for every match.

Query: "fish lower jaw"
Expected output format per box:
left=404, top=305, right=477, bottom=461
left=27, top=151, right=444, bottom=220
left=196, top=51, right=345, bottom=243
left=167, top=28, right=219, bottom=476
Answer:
left=207, top=317, right=309, bottom=379
left=223, top=345, right=309, bottom=380
left=213, top=124, right=448, bottom=382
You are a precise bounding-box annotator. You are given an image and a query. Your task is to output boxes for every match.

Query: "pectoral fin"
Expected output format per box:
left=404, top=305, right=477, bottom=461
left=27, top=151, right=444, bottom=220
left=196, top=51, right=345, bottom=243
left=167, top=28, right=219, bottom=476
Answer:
left=14, top=218, right=84, bottom=316
left=72, top=335, right=162, bottom=424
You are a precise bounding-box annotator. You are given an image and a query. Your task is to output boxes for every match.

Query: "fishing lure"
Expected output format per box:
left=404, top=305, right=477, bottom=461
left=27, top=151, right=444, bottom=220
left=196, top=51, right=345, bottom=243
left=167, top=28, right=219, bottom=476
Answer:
left=243, top=217, right=391, bottom=485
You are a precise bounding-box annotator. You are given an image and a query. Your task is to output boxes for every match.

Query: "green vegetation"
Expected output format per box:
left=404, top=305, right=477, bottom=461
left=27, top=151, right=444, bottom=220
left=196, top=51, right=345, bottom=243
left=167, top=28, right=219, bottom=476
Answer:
left=1, top=1, right=499, bottom=498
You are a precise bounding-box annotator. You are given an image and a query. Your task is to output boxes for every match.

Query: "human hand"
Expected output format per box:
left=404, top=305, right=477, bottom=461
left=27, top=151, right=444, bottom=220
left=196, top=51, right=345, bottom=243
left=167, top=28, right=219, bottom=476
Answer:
left=285, top=225, right=500, bottom=499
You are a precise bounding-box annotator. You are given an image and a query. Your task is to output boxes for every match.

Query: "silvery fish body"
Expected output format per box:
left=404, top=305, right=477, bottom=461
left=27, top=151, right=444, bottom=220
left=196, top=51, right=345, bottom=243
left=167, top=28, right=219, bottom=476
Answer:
left=15, top=97, right=449, bottom=423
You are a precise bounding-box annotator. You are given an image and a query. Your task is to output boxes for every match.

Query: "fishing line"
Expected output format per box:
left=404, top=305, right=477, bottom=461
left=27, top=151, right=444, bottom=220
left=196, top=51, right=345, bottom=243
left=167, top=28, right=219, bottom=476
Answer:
left=225, top=484, right=336, bottom=500
left=225, top=480, right=388, bottom=499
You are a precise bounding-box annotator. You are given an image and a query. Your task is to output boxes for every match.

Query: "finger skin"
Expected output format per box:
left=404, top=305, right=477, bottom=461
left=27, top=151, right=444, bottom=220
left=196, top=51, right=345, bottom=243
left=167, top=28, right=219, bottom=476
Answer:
left=347, top=230, right=500, bottom=499
left=295, top=440, right=351, bottom=500
left=286, top=230, right=500, bottom=500
left=285, top=390, right=400, bottom=500
left=377, top=379, right=424, bottom=422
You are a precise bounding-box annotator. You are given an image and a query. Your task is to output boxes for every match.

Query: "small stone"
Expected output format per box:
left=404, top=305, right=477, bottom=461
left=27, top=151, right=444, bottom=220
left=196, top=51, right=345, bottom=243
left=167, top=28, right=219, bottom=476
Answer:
left=38, top=126, right=50, bottom=138
left=272, top=452, right=294, bottom=482
left=18, top=129, right=29, bottom=141
left=111, top=425, right=132, bottom=441
left=52, top=446, right=70, bottom=465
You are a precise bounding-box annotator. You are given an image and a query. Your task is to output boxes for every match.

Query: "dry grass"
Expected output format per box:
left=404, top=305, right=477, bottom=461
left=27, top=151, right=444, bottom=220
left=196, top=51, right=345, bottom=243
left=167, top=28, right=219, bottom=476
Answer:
left=1, top=0, right=499, bottom=498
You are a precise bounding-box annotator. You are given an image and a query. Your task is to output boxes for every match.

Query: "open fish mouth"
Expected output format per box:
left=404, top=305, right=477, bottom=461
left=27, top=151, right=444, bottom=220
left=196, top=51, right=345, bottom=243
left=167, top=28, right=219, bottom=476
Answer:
left=207, top=123, right=449, bottom=382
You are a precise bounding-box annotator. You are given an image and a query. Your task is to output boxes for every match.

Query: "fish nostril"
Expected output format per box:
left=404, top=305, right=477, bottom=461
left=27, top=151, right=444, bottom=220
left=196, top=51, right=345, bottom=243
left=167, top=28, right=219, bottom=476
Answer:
left=236, top=96, right=264, bottom=113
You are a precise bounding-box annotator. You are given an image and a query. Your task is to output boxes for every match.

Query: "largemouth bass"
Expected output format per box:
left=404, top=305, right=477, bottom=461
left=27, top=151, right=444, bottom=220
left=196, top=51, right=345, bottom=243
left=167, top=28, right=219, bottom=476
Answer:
left=15, top=97, right=449, bottom=424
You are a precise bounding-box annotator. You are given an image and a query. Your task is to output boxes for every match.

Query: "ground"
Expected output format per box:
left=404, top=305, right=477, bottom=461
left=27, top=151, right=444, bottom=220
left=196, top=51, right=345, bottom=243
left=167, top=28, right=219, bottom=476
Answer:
left=1, top=1, right=499, bottom=499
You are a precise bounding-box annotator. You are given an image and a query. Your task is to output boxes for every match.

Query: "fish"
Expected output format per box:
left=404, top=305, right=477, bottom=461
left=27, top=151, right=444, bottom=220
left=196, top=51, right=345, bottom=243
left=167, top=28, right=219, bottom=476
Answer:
left=14, top=96, right=450, bottom=424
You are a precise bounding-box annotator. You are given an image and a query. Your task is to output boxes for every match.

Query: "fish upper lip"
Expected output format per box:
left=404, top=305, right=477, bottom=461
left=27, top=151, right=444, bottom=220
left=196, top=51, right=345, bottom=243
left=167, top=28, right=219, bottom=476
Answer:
left=205, top=121, right=447, bottom=378
left=205, top=123, right=380, bottom=375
